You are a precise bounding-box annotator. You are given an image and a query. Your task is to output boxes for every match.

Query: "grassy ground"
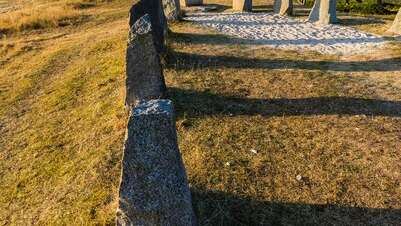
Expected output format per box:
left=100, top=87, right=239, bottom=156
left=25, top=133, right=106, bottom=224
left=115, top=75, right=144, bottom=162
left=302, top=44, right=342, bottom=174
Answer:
left=1, top=0, right=401, bottom=225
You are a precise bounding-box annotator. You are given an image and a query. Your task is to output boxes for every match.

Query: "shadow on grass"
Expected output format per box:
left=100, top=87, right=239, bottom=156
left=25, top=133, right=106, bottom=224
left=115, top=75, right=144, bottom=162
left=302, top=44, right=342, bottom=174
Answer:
left=191, top=188, right=401, bottom=225
left=182, top=3, right=230, bottom=13
left=167, top=88, right=401, bottom=118
left=338, top=17, right=386, bottom=26
left=167, top=50, right=401, bottom=72
left=249, top=4, right=274, bottom=13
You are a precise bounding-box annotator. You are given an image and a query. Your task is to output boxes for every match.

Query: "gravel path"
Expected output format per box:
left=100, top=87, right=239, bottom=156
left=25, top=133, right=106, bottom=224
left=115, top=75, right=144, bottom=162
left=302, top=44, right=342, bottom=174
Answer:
left=185, top=12, right=387, bottom=55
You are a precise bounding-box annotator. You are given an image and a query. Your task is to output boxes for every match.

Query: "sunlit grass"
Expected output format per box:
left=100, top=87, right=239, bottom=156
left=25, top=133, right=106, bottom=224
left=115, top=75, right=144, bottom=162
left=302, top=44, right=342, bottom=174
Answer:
left=0, top=0, right=102, bottom=34
left=0, top=0, right=400, bottom=224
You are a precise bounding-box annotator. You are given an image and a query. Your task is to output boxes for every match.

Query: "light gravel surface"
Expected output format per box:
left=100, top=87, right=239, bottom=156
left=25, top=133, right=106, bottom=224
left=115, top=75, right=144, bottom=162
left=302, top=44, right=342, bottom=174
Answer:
left=185, top=12, right=387, bottom=55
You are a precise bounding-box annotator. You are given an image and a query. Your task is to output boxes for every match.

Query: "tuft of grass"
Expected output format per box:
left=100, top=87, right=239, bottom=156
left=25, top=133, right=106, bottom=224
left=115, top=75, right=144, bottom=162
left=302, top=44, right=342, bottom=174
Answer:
left=0, top=0, right=110, bottom=35
left=71, top=0, right=98, bottom=9
left=0, top=5, right=79, bottom=34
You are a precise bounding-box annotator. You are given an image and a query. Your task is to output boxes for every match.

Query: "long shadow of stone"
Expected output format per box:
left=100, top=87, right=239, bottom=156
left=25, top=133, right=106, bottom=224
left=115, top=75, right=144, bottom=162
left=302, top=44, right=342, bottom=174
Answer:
left=249, top=4, right=274, bottom=13
left=167, top=50, right=401, bottom=72
left=338, top=17, right=386, bottom=26
left=167, top=88, right=401, bottom=119
left=191, top=188, right=401, bottom=225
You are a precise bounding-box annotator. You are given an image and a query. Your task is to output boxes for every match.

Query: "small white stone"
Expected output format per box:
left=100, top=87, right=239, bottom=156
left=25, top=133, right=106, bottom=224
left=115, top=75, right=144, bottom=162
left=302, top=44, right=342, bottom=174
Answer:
left=296, top=174, right=302, bottom=181
left=225, top=162, right=231, bottom=167
left=250, top=149, right=258, bottom=154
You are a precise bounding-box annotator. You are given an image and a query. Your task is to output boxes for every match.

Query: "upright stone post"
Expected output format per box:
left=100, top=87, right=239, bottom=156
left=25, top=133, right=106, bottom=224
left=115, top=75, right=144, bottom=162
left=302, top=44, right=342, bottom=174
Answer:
left=180, top=0, right=203, bottom=7
left=273, top=0, right=293, bottom=16
left=129, top=0, right=168, bottom=55
left=388, top=7, right=401, bottom=35
left=163, top=0, right=181, bottom=22
left=308, top=0, right=337, bottom=24
left=116, top=99, right=197, bottom=226
left=125, top=14, right=166, bottom=107
left=233, top=0, right=252, bottom=12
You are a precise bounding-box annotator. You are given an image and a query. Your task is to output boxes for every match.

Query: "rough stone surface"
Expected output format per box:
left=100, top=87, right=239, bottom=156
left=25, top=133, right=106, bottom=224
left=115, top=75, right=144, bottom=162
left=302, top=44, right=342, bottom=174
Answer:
left=116, top=99, right=196, bottom=226
left=273, top=0, right=293, bottom=16
left=125, top=14, right=166, bottom=107
left=163, top=0, right=181, bottom=21
left=129, top=0, right=168, bottom=54
left=388, top=7, right=401, bottom=34
left=233, top=0, right=252, bottom=12
left=180, top=0, right=203, bottom=7
left=308, top=0, right=337, bottom=24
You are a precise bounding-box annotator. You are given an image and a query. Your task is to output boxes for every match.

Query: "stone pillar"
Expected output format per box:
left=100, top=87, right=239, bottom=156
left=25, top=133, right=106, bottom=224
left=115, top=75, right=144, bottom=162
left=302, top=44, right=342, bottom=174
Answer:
left=180, top=0, right=203, bottom=7
left=129, top=0, right=168, bottom=55
left=273, top=0, right=293, bottom=16
left=125, top=14, right=166, bottom=107
left=233, top=0, right=252, bottom=12
left=116, top=99, right=197, bottom=226
left=308, top=0, right=337, bottom=24
left=163, top=0, right=181, bottom=21
left=388, top=7, right=401, bottom=35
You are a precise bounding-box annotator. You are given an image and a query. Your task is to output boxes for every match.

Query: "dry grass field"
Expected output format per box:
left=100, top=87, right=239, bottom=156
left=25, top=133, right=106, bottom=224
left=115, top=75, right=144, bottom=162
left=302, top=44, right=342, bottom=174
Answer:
left=1, top=0, right=401, bottom=225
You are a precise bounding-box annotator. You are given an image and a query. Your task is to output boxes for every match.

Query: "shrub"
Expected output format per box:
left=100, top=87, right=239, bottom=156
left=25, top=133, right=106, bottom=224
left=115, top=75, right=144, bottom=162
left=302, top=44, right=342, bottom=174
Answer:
left=304, top=0, right=398, bottom=14
left=337, top=0, right=387, bottom=14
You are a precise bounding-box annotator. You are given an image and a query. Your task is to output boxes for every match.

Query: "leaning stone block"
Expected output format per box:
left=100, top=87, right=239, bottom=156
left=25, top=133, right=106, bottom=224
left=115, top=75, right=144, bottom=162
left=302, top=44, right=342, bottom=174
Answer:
left=116, top=99, right=197, bottom=226
left=180, top=0, right=203, bottom=7
left=125, top=14, right=166, bottom=107
left=233, top=0, right=252, bottom=12
left=129, top=0, right=168, bottom=54
left=388, top=7, right=401, bottom=35
left=273, top=0, right=293, bottom=16
left=163, top=0, right=181, bottom=21
left=308, top=0, right=337, bottom=24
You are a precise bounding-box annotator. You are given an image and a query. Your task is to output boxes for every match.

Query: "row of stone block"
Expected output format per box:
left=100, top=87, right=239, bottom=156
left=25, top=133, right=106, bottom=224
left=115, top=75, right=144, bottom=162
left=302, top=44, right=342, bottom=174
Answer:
left=389, top=7, right=401, bottom=34
left=167, top=0, right=401, bottom=34
left=235, top=0, right=337, bottom=25
left=117, top=0, right=197, bottom=225
left=275, top=0, right=399, bottom=33
left=229, top=0, right=400, bottom=31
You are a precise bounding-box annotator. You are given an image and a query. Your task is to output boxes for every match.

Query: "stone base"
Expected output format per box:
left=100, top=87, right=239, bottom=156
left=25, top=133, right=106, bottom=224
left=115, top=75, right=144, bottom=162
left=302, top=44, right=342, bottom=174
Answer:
left=233, top=0, right=252, bottom=12
left=388, top=8, right=401, bottom=35
left=273, top=0, right=293, bottom=16
left=180, top=0, right=203, bottom=7
left=308, top=0, right=337, bottom=24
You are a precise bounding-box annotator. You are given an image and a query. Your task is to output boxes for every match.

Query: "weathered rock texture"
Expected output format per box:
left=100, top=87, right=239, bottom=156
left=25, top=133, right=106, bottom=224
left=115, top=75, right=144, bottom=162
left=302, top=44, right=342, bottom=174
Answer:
left=388, top=7, right=401, bottom=34
left=129, top=0, right=168, bottom=54
left=308, top=0, right=337, bottom=24
left=125, top=14, right=166, bottom=107
left=116, top=99, right=196, bottom=226
left=273, top=0, right=293, bottom=16
left=233, top=0, right=252, bottom=12
left=180, top=0, right=203, bottom=7
left=163, top=0, right=181, bottom=21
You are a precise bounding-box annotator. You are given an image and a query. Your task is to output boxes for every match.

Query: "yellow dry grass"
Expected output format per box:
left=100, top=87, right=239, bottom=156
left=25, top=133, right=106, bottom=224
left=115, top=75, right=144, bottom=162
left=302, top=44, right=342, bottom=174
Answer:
left=0, top=5, right=77, bottom=33
left=0, top=0, right=400, bottom=225
left=0, top=0, right=102, bottom=34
